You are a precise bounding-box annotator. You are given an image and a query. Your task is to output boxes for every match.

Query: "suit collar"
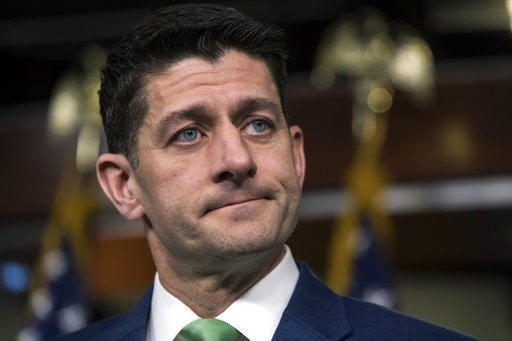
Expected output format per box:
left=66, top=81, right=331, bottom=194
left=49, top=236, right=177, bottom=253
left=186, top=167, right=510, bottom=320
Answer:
left=272, top=260, right=352, bottom=340
left=116, top=260, right=352, bottom=341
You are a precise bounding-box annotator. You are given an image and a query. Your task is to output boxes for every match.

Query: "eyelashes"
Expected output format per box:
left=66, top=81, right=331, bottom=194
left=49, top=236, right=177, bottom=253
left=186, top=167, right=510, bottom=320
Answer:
left=243, top=116, right=274, bottom=135
left=174, top=127, right=203, bottom=143
left=168, top=116, right=275, bottom=146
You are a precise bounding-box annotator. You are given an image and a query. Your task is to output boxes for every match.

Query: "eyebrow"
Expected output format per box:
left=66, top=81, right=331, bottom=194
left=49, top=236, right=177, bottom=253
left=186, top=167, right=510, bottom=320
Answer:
left=233, top=98, right=283, bottom=121
left=152, top=97, right=283, bottom=144
left=153, top=106, right=208, bottom=145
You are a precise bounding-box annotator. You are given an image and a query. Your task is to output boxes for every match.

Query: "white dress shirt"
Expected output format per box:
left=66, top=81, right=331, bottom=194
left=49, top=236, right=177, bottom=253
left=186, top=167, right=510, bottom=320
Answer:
left=145, top=245, right=299, bottom=341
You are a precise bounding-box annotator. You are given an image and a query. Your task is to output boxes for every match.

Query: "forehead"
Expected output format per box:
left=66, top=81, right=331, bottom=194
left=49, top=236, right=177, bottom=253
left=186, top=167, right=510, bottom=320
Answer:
left=143, top=50, right=279, bottom=123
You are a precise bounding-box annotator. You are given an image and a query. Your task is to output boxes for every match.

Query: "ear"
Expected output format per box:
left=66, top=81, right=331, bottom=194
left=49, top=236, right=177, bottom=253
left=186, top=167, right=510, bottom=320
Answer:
left=289, top=125, right=306, bottom=186
left=96, top=153, right=145, bottom=221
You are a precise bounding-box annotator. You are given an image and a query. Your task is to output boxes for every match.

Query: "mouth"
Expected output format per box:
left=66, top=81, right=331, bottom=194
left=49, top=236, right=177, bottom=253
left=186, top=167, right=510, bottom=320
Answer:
left=221, top=198, right=262, bottom=209
left=204, top=197, right=267, bottom=215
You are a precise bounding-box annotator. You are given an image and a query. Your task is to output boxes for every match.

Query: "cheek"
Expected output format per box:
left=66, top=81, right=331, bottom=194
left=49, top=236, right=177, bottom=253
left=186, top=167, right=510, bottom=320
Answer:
left=259, top=144, right=301, bottom=191
left=139, top=153, right=206, bottom=215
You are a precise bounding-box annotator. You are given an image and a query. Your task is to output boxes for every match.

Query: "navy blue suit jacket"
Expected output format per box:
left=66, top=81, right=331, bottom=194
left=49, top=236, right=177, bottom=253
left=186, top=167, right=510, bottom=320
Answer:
left=56, top=261, right=478, bottom=340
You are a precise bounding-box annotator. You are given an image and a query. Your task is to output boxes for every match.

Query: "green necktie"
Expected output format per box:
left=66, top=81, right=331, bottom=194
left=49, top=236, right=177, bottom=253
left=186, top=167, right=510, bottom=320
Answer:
left=174, top=318, right=249, bottom=341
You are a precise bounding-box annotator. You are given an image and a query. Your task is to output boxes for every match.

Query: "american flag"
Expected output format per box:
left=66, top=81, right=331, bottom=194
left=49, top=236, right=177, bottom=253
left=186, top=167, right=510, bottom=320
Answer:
left=18, top=238, right=90, bottom=341
left=18, top=157, right=98, bottom=341
left=348, top=215, right=396, bottom=308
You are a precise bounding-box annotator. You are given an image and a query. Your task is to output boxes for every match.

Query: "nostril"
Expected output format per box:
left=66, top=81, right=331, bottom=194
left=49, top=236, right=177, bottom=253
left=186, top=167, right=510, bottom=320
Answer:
left=217, top=171, right=233, bottom=182
left=246, top=166, right=257, bottom=178
left=214, top=163, right=256, bottom=184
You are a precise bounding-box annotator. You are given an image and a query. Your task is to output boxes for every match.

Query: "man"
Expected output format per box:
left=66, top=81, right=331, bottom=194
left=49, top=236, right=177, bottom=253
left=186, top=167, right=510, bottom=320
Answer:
left=58, top=3, right=477, bottom=341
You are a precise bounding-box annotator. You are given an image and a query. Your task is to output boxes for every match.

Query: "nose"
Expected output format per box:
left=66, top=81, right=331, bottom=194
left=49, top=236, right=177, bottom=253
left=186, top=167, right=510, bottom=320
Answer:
left=209, top=123, right=257, bottom=184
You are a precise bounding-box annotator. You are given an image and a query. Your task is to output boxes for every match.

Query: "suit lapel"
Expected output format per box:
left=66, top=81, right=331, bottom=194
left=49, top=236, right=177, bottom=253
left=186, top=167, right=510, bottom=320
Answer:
left=108, top=285, right=153, bottom=340
left=272, top=261, right=352, bottom=341
left=118, top=261, right=352, bottom=341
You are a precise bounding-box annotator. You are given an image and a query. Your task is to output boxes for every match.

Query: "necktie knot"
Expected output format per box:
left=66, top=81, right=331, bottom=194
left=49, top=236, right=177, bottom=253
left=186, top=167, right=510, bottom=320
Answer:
left=174, top=318, right=249, bottom=341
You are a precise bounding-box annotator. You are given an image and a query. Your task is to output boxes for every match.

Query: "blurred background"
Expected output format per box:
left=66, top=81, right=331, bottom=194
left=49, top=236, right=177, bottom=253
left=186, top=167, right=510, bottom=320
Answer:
left=1, top=0, right=512, bottom=340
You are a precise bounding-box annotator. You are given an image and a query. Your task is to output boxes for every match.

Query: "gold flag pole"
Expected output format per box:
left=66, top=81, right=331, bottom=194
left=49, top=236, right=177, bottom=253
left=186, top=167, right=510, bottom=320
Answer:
left=312, top=8, right=435, bottom=295
left=20, top=45, right=106, bottom=339
left=33, top=44, right=106, bottom=290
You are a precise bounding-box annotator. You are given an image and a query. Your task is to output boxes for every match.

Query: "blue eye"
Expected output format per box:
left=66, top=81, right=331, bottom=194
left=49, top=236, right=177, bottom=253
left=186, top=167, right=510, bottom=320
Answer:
left=179, top=128, right=199, bottom=142
left=250, top=120, right=268, bottom=133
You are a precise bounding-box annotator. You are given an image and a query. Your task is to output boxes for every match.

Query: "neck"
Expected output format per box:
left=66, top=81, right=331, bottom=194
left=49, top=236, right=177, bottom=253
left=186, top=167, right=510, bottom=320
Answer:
left=147, top=230, right=286, bottom=318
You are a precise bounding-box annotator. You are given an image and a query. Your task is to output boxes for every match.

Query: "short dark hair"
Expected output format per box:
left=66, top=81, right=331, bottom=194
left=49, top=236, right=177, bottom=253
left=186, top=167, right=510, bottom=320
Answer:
left=99, top=3, right=288, bottom=167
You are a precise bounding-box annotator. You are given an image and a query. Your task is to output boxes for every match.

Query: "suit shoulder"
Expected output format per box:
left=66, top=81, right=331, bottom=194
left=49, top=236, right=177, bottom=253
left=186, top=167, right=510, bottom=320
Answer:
left=341, top=296, right=479, bottom=340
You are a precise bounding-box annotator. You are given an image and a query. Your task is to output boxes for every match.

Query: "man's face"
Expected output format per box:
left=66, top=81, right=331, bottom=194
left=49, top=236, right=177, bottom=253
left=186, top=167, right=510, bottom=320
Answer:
left=132, top=50, right=305, bottom=260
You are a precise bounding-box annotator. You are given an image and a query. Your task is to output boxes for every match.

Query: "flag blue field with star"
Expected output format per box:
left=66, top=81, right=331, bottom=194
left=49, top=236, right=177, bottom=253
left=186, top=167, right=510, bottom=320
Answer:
left=19, top=238, right=90, bottom=340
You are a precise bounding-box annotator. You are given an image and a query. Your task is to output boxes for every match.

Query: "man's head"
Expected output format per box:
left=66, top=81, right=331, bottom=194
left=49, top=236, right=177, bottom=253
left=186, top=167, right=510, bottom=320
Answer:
left=99, top=3, right=289, bottom=167
left=96, top=4, right=305, bottom=265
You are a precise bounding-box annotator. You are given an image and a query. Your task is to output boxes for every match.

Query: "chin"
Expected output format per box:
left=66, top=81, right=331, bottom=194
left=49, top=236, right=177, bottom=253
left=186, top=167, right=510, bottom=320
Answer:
left=206, top=223, right=293, bottom=260
left=197, top=199, right=298, bottom=258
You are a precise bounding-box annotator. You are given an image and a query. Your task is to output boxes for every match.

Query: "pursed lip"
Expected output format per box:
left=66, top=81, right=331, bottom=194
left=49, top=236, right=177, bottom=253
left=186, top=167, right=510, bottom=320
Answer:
left=204, top=196, right=265, bottom=215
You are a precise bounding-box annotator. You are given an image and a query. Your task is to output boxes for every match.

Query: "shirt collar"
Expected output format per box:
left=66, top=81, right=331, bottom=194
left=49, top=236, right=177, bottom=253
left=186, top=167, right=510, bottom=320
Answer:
left=146, top=245, right=299, bottom=341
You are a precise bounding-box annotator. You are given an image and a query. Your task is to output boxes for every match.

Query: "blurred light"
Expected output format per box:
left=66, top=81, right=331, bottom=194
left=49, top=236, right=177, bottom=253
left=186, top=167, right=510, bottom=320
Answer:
left=0, top=261, right=31, bottom=294
left=352, top=109, right=377, bottom=141
left=298, top=176, right=512, bottom=220
left=507, top=0, right=512, bottom=31
left=31, top=288, right=53, bottom=319
left=57, top=304, right=87, bottom=334
left=47, top=77, right=81, bottom=140
left=366, top=34, right=394, bottom=65
left=76, top=123, right=101, bottom=173
left=389, top=38, right=434, bottom=99
left=42, top=248, right=67, bottom=281
left=361, top=287, right=395, bottom=308
left=313, top=19, right=366, bottom=78
left=367, top=87, right=393, bottom=113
